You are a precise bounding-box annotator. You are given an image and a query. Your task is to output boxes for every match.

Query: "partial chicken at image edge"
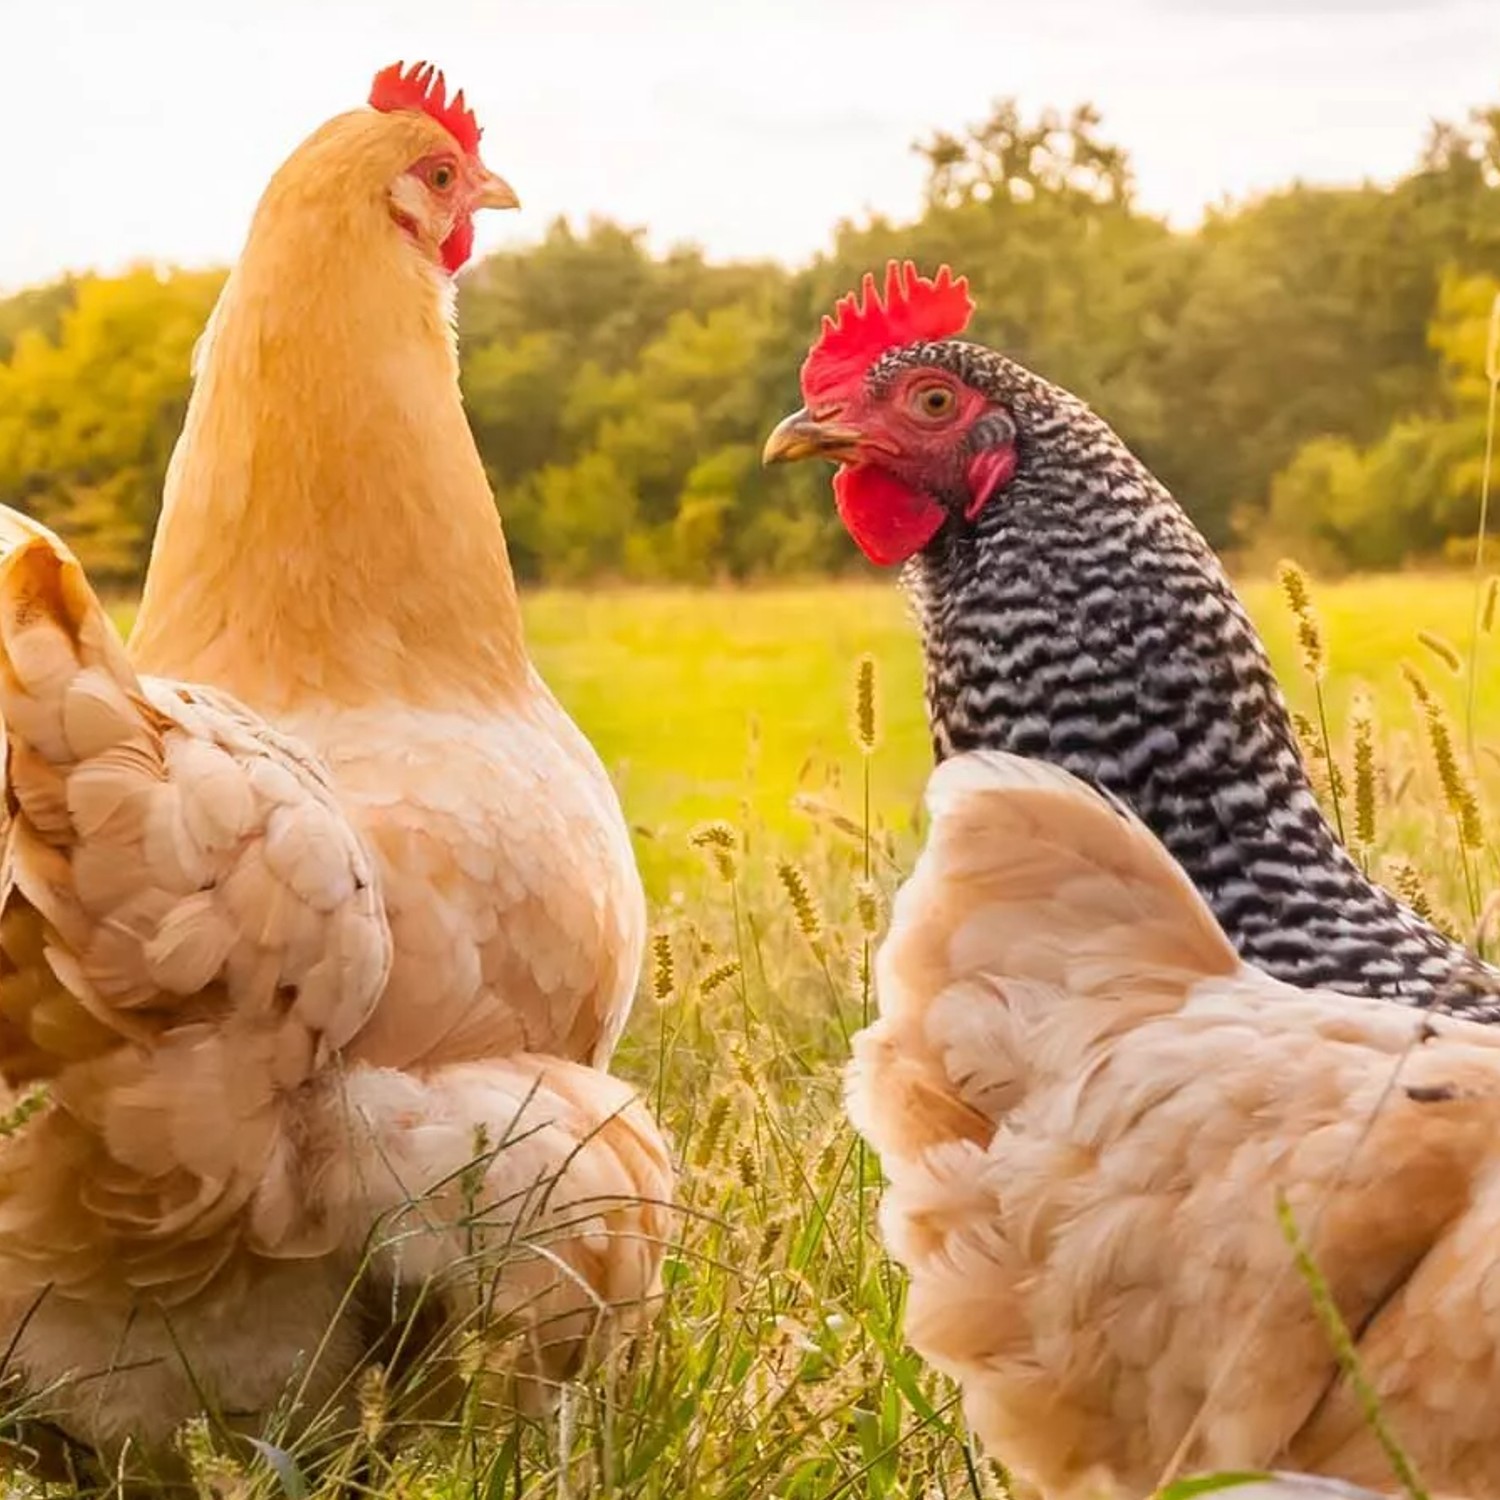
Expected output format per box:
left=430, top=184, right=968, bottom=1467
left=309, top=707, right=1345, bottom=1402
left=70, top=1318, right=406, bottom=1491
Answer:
left=0, top=61, right=672, bottom=1478
left=850, top=747, right=1500, bottom=1497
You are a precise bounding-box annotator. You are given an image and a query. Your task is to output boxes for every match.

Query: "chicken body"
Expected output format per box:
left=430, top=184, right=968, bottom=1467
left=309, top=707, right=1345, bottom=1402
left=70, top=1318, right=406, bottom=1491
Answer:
left=765, top=266, right=1497, bottom=1016
left=898, top=366, right=1489, bottom=1008
left=849, top=750, right=1500, bottom=1499
left=0, top=79, right=670, bottom=1469
left=129, top=101, right=647, bottom=1079
left=269, top=694, right=642, bottom=1072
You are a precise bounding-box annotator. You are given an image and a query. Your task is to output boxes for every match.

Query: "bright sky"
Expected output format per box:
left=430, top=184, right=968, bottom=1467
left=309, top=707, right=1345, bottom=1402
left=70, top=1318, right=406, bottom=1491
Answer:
left=5, top=0, right=1499, bottom=291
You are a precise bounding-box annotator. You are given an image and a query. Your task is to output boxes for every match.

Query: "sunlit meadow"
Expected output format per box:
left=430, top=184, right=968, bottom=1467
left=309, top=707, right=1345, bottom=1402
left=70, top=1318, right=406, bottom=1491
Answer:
left=42, top=566, right=1494, bottom=1499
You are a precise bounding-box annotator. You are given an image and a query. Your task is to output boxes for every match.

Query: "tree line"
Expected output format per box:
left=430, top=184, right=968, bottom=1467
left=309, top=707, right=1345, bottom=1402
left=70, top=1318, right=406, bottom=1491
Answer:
left=3, top=96, right=1500, bottom=585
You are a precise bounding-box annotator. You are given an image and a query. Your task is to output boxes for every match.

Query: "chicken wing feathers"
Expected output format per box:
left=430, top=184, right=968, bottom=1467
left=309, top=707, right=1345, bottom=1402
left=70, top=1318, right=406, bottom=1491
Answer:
left=301, top=700, right=645, bottom=1072
left=851, top=751, right=1500, bottom=1498
left=0, top=514, right=392, bottom=1301
left=0, top=514, right=672, bottom=1465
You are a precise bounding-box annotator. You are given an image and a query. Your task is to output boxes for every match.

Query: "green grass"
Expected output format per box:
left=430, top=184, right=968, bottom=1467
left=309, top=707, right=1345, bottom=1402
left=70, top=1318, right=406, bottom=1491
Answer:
left=517, top=584, right=925, bottom=890
left=44, top=571, right=1495, bottom=1497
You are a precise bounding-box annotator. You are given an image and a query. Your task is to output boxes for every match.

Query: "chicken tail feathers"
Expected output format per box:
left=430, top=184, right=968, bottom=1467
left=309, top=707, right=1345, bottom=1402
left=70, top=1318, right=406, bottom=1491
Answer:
left=0, top=506, right=147, bottom=788
left=0, top=506, right=393, bottom=1305
left=848, top=751, right=1241, bottom=1164
left=912, top=750, right=1230, bottom=984
left=886, top=748, right=1240, bottom=1014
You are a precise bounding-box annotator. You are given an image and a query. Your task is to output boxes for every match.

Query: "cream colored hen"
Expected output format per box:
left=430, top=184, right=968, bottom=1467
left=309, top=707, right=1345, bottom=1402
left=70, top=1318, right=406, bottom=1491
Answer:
left=0, top=513, right=670, bottom=1468
left=0, top=60, right=671, bottom=1473
left=849, top=750, right=1500, bottom=1500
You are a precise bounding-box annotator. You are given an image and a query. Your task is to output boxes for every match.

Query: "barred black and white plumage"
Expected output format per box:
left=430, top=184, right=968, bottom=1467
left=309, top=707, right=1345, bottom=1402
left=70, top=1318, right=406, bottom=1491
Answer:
left=891, top=339, right=1499, bottom=1017
left=767, top=294, right=1500, bottom=1019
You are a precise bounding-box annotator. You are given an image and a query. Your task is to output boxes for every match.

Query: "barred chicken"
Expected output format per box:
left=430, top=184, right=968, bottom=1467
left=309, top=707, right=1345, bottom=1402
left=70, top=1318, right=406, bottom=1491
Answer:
left=766, top=262, right=1500, bottom=1498
left=764, top=262, right=1496, bottom=1017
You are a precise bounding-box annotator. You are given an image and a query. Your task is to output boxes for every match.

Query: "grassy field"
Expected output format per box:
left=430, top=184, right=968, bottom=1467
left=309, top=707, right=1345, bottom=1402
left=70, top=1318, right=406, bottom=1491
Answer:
left=41, top=573, right=1500, bottom=1497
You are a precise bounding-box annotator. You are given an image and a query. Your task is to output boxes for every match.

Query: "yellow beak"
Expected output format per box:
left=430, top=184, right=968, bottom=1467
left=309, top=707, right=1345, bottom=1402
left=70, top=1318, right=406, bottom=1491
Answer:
left=762, top=407, right=865, bottom=466
left=473, top=167, right=520, bottom=211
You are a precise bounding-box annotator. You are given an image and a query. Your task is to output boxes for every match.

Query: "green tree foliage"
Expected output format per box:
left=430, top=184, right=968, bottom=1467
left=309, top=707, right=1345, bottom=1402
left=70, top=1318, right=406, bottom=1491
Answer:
left=3, top=95, right=1499, bottom=583
left=1265, top=270, right=1500, bottom=571
left=0, top=267, right=224, bottom=581
left=0, top=277, right=78, bottom=362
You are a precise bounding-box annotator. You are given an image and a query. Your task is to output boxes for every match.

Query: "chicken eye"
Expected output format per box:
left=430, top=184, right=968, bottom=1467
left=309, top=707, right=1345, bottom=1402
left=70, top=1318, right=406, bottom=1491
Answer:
left=913, top=385, right=957, bottom=420
left=429, top=163, right=456, bottom=191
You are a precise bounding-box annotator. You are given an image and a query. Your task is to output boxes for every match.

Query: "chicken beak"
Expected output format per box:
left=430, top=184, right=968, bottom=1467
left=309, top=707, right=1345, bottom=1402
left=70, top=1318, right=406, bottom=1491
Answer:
left=472, top=167, right=521, bottom=212
left=762, top=408, right=864, bottom=466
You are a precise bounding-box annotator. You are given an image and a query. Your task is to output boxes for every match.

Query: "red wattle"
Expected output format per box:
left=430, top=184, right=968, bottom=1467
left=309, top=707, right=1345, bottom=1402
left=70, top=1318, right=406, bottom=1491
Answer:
left=441, top=216, right=476, bottom=273
left=833, top=465, right=948, bottom=567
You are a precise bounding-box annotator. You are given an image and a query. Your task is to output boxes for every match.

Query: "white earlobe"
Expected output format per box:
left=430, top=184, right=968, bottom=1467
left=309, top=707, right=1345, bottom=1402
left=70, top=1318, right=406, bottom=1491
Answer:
left=388, top=175, right=429, bottom=232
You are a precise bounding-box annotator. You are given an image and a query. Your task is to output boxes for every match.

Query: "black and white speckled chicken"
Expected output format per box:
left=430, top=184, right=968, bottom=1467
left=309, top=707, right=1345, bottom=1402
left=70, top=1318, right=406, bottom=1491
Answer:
left=765, top=261, right=1498, bottom=1019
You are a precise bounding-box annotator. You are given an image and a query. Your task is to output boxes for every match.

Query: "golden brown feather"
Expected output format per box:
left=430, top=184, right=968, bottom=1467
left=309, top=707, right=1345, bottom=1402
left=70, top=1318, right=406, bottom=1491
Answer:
left=850, top=750, right=1500, bottom=1499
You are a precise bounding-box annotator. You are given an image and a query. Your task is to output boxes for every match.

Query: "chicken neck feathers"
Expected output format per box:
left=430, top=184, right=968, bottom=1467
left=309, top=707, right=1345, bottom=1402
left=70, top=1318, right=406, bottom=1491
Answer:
left=890, top=339, right=1497, bottom=1015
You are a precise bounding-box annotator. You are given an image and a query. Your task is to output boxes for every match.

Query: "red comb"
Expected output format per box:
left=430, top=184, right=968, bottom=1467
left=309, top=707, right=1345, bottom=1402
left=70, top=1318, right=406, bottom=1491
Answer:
left=801, top=261, right=974, bottom=405
left=368, top=61, right=481, bottom=154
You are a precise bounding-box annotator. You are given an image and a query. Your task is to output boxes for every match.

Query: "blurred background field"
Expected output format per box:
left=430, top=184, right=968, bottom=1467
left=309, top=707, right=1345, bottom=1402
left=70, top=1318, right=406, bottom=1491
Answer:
left=112, top=571, right=1500, bottom=893
left=525, top=571, right=1496, bottom=840
left=502, top=574, right=1500, bottom=911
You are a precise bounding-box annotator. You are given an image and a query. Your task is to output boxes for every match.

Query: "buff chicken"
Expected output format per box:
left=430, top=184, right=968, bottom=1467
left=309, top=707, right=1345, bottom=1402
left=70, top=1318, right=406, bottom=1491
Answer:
left=0, top=62, right=671, bottom=1475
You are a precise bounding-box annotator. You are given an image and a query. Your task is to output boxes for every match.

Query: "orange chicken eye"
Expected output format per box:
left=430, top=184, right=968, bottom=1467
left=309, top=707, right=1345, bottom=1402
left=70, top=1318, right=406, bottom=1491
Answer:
left=912, top=385, right=957, bottom=420
left=428, top=162, right=456, bottom=191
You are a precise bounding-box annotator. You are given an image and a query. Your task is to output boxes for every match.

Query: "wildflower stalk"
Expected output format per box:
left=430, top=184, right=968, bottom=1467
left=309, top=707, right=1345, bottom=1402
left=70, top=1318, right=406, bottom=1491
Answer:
left=729, top=882, right=756, bottom=1037
left=853, top=653, right=879, bottom=891
left=1389, top=857, right=1443, bottom=930
left=852, top=654, right=879, bottom=1035
left=700, top=958, right=740, bottom=996
left=690, top=821, right=738, bottom=883
left=651, top=930, right=675, bottom=1002
left=776, top=861, right=824, bottom=950
left=693, top=1093, right=732, bottom=1168
left=1278, top=561, right=1345, bottom=842
left=1350, top=694, right=1377, bottom=862
left=691, top=820, right=756, bottom=1033
left=1466, top=290, right=1500, bottom=756
left=652, top=929, right=675, bottom=1118
left=357, top=1365, right=388, bottom=1448
left=1418, top=632, right=1462, bottom=673
left=756, top=1219, right=785, bottom=1266
left=777, top=857, right=850, bottom=1044
left=1403, top=662, right=1483, bottom=916
left=851, top=655, right=881, bottom=1297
